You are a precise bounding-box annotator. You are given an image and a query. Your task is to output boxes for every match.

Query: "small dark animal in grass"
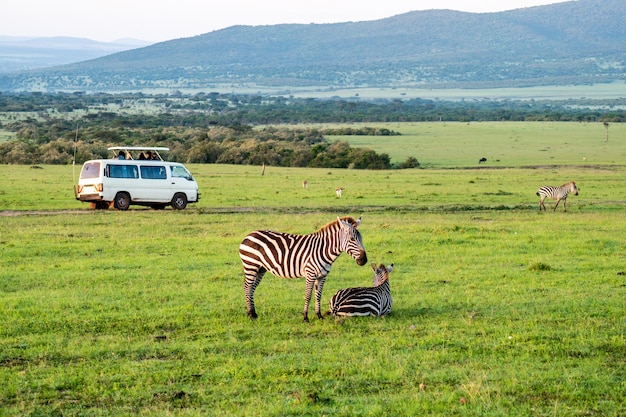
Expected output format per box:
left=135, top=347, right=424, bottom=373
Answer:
left=329, top=262, right=393, bottom=317
left=536, top=181, right=579, bottom=212
left=479, top=157, right=487, bottom=164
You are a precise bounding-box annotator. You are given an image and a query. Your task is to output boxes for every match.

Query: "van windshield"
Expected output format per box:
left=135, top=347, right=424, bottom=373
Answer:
left=80, top=162, right=101, bottom=179
left=171, top=165, right=194, bottom=180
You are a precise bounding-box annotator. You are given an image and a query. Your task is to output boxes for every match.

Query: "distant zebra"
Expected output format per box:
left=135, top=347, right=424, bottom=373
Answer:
left=329, top=262, right=393, bottom=317
left=536, top=181, right=579, bottom=212
left=239, top=216, right=368, bottom=321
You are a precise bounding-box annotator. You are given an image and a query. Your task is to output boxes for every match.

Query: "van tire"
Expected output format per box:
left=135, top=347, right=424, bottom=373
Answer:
left=114, top=192, right=131, bottom=210
left=171, top=193, right=188, bottom=210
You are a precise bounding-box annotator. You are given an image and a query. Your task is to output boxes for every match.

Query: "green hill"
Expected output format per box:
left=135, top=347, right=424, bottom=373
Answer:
left=1, top=0, right=624, bottom=92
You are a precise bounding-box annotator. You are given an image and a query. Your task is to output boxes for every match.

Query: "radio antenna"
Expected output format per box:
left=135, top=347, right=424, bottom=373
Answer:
left=72, top=123, right=79, bottom=197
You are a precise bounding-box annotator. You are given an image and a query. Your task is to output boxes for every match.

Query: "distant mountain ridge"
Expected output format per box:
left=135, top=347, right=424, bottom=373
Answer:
left=0, top=0, right=624, bottom=92
left=0, top=36, right=152, bottom=74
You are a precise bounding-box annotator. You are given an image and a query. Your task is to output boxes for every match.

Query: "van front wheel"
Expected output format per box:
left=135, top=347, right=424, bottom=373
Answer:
left=171, top=193, right=188, bottom=210
left=114, top=192, right=131, bottom=211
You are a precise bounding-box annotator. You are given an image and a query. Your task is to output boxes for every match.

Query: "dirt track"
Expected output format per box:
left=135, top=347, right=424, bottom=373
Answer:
left=0, top=210, right=93, bottom=217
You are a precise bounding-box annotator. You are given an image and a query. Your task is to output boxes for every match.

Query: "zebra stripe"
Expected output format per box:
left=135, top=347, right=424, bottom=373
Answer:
left=536, top=181, right=579, bottom=212
left=329, top=262, right=393, bottom=317
left=239, top=216, right=367, bottom=321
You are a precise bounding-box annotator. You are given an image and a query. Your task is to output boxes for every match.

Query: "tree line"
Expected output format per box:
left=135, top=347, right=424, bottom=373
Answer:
left=0, top=120, right=399, bottom=169
left=1, top=92, right=623, bottom=123
left=1, top=91, right=624, bottom=167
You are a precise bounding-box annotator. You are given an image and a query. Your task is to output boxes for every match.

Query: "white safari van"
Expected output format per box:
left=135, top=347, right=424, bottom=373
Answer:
left=75, top=147, right=199, bottom=210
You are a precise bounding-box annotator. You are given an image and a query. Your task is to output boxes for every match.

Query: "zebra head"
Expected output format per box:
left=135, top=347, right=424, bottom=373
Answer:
left=338, top=216, right=367, bottom=266
left=569, top=181, right=579, bottom=195
left=372, top=262, right=393, bottom=286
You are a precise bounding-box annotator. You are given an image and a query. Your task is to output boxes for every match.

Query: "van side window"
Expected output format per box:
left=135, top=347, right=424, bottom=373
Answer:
left=140, top=166, right=167, bottom=180
left=108, top=164, right=139, bottom=179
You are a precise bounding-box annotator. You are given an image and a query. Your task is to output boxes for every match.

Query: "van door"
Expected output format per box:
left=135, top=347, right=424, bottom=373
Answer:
left=105, top=163, right=140, bottom=201
left=170, top=165, right=198, bottom=202
left=138, top=164, right=171, bottom=202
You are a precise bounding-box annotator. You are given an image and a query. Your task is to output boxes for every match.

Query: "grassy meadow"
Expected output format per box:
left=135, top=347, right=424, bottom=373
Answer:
left=1, top=122, right=625, bottom=416
left=328, top=121, right=625, bottom=168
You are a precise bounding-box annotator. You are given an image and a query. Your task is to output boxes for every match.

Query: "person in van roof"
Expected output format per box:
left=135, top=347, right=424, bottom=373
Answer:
left=117, top=151, right=125, bottom=160
left=138, top=152, right=146, bottom=160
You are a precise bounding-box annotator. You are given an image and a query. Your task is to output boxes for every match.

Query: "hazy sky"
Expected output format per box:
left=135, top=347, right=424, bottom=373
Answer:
left=4, top=0, right=572, bottom=43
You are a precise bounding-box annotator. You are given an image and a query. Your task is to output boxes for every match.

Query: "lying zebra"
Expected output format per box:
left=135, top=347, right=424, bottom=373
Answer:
left=329, top=262, right=393, bottom=317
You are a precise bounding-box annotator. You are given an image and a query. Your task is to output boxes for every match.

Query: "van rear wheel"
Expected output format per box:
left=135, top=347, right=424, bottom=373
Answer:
left=114, top=192, right=131, bottom=210
left=171, top=193, right=188, bottom=210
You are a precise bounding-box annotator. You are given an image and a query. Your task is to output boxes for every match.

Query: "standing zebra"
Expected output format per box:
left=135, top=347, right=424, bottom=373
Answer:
left=239, top=216, right=367, bottom=321
left=536, top=181, right=579, bottom=212
left=329, top=262, right=393, bottom=317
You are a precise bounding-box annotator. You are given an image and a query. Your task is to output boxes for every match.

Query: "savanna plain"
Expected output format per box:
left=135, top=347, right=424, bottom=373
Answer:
left=1, top=122, right=625, bottom=416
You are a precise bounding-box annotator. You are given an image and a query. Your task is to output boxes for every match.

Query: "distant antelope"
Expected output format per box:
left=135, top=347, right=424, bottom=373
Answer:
left=536, top=181, right=579, bottom=212
left=302, top=180, right=308, bottom=189
left=479, top=157, right=487, bottom=164
left=336, top=187, right=343, bottom=198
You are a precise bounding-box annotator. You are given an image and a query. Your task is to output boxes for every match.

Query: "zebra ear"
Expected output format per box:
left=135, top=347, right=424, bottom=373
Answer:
left=338, top=216, right=357, bottom=230
left=355, top=216, right=362, bottom=227
left=371, top=262, right=377, bottom=271
left=387, top=263, right=394, bottom=273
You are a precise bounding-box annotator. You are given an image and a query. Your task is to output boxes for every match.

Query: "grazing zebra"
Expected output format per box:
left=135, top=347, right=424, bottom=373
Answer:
left=329, top=263, right=393, bottom=317
left=239, top=216, right=368, bottom=321
left=536, top=181, right=579, bottom=212
left=336, top=187, right=343, bottom=198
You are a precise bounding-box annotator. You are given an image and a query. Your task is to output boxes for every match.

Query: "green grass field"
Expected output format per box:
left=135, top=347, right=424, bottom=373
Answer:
left=1, top=122, right=625, bottom=416
left=326, top=121, right=625, bottom=167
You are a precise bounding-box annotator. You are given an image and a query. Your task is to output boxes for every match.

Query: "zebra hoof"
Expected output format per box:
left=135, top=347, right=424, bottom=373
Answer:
left=316, top=312, right=324, bottom=320
left=303, top=313, right=310, bottom=322
left=248, top=310, right=258, bottom=320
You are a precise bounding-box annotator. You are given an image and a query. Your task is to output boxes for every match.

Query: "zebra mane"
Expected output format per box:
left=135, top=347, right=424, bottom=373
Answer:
left=318, top=216, right=359, bottom=233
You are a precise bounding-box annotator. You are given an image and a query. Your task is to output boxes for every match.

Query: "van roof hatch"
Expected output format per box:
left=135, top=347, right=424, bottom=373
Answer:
left=108, top=146, right=169, bottom=161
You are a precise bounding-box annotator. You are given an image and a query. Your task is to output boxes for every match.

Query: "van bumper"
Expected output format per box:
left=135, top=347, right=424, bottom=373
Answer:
left=78, top=194, right=103, bottom=202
